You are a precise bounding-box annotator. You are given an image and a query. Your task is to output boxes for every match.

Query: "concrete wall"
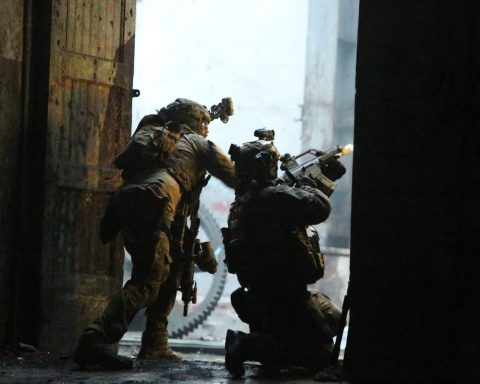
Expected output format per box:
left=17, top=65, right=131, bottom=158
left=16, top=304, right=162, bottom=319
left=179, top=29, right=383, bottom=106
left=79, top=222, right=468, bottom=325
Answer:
left=0, top=1, right=24, bottom=346
left=302, top=0, right=359, bottom=248
left=327, top=0, right=358, bottom=248
left=345, top=1, right=480, bottom=382
left=302, top=0, right=339, bottom=151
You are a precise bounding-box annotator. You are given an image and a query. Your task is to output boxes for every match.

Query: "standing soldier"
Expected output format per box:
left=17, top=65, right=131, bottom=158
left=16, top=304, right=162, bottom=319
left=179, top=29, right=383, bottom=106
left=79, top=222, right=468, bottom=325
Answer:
left=73, top=98, right=236, bottom=369
left=222, top=132, right=346, bottom=377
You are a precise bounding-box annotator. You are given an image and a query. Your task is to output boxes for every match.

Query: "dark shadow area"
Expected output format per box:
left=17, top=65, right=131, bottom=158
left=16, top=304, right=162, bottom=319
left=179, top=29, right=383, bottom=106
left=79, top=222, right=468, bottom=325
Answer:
left=345, top=1, right=480, bottom=382
left=10, top=0, right=52, bottom=348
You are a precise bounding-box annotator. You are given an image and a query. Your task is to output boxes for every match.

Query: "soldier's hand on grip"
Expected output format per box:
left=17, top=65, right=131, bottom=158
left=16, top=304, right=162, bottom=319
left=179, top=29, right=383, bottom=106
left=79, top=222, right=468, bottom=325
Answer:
left=295, top=176, right=319, bottom=189
left=320, top=158, right=346, bottom=181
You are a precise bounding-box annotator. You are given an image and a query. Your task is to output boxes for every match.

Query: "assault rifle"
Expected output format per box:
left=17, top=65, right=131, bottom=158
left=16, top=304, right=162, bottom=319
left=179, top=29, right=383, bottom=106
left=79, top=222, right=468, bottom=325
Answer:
left=180, top=217, right=200, bottom=316
left=179, top=218, right=218, bottom=316
left=275, top=144, right=353, bottom=186
left=178, top=174, right=214, bottom=317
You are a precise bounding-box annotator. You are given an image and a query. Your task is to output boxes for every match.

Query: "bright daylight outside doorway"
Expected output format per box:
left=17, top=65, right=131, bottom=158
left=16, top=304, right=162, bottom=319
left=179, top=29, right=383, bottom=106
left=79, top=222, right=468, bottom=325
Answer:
left=123, top=0, right=357, bottom=356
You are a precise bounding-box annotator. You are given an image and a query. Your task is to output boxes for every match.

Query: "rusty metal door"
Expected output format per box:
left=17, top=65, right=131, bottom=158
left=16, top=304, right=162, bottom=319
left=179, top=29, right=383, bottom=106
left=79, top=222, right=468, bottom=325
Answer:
left=39, top=0, right=136, bottom=353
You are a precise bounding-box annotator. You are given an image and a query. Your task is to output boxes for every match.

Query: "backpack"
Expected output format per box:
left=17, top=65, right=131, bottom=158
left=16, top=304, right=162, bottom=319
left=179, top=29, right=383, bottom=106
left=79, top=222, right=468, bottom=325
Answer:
left=114, top=114, right=181, bottom=179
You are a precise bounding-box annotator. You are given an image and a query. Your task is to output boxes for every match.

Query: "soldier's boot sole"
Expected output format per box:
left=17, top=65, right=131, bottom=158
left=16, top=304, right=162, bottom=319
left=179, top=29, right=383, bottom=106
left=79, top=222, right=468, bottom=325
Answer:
left=225, top=329, right=246, bottom=377
left=73, top=338, right=133, bottom=370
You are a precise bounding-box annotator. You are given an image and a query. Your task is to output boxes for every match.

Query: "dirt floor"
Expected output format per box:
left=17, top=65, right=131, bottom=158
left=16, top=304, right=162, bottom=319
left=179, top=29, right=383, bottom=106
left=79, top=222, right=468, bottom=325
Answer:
left=0, top=344, right=350, bottom=384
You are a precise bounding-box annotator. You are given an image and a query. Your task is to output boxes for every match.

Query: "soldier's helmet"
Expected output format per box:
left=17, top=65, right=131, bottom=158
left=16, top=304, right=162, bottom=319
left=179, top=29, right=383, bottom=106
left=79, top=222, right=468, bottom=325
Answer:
left=229, top=140, right=281, bottom=182
left=159, top=98, right=211, bottom=133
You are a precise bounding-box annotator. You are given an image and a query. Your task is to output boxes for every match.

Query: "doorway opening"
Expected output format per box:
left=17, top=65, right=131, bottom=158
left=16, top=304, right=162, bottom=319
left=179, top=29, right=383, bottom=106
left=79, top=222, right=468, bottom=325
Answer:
left=125, top=0, right=358, bottom=356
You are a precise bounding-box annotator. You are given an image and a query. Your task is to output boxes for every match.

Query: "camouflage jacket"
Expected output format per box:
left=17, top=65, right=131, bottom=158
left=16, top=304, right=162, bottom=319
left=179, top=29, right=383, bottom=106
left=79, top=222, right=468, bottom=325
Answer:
left=100, top=128, right=235, bottom=242
left=225, top=181, right=331, bottom=299
left=162, top=129, right=236, bottom=192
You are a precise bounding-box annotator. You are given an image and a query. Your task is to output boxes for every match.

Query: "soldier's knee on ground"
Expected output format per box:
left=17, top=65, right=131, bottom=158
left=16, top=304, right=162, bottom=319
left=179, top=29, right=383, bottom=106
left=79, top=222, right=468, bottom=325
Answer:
left=231, top=288, right=263, bottom=327
left=230, top=287, right=246, bottom=311
left=309, top=291, right=341, bottom=339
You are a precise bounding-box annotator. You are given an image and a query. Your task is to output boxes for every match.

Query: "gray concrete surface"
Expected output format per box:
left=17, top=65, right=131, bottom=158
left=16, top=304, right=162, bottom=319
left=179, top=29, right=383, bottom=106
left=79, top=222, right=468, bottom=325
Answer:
left=0, top=343, right=350, bottom=384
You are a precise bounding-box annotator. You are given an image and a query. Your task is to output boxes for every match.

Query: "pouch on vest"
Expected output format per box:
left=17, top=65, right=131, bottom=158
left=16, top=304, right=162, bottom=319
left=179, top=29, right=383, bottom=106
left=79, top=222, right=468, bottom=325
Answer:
left=222, top=227, right=253, bottom=287
left=288, top=226, right=325, bottom=284
left=305, top=225, right=325, bottom=282
left=221, top=227, right=237, bottom=273
left=222, top=227, right=245, bottom=274
left=114, top=121, right=181, bottom=179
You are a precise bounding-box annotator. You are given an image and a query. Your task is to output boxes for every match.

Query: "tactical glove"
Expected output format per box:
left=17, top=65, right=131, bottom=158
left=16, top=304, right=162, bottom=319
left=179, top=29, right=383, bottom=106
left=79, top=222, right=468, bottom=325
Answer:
left=296, top=175, right=334, bottom=196
left=295, top=176, right=318, bottom=189
left=195, top=241, right=218, bottom=274
left=297, top=174, right=336, bottom=197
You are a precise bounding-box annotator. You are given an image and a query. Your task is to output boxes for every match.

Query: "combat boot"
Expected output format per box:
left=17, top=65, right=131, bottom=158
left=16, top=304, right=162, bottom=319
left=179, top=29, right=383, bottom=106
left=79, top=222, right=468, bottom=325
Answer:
left=137, top=328, right=182, bottom=361
left=225, top=329, right=248, bottom=377
left=73, top=328, right=133, bottom=370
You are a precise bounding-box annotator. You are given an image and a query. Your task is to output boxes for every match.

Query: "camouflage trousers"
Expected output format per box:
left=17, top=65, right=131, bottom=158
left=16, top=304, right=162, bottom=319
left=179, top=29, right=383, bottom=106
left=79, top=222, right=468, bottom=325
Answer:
left=139, top=259, right=183, bottom=353
left=89, top=172, right=185, bottom=341
left=231, top=288, right=341, bottom=369
left=88, top=229, right=172, bottom=343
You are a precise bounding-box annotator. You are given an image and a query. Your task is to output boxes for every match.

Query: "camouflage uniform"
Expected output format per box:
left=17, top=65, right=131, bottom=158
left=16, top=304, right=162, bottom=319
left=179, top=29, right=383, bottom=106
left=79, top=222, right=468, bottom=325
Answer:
left=74, top=99, right=235, bottom=369
left=223, top=140, right=343, bottom=376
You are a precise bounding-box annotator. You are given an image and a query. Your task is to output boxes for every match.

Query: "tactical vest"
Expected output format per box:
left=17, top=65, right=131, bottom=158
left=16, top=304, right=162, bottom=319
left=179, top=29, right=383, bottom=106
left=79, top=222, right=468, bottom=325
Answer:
left=223, top=186, right=325, bottom=287
left=114, top=116, right=181, bottom=180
